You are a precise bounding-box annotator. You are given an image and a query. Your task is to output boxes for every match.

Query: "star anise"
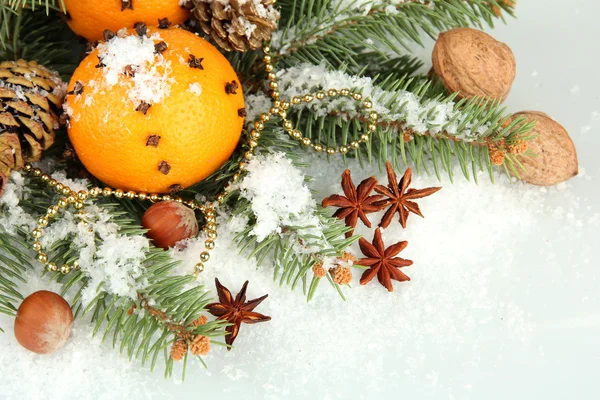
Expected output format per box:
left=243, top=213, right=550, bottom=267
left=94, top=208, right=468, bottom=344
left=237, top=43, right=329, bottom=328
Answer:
left=322, top=169, right=384, bottom=238
left=374, top=162, right=441, bottom=229
left=207, top=279, right=271, bottom=350
left=358, top=228, right=413, bottom=292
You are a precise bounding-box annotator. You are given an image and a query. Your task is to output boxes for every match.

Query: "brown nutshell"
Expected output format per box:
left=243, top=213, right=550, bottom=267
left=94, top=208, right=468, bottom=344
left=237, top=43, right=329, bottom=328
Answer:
left=432, top=28, right=516, bottom=101
left=0, top=171, right=6, bottom=198
left=509, top=111, right=578, bottom=186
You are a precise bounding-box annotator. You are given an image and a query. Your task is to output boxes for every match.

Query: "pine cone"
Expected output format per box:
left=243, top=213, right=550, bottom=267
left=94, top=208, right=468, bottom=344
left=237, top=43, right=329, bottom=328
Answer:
left=170, top=338, right=188, bottom=361
left=192, top=0, right=280, bottom=52
left=0, top=60, right=67, bottom=178
left=312, top=262, right=327, bottom=278
left=189, top=335, right=211, bottom=356
left=330, top=266, right=352, bottom=286
left=190, top=315, right=208, bottom=326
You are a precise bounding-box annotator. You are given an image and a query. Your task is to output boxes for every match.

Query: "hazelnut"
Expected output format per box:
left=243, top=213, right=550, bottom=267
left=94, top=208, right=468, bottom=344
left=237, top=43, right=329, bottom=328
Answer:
left=14, top=290, right=74, bottom=354
left=510, top=111, right=578, bottom=186
left=141, top=201, right=199, bottom=249
left=432, top=28, right=516, bottom=101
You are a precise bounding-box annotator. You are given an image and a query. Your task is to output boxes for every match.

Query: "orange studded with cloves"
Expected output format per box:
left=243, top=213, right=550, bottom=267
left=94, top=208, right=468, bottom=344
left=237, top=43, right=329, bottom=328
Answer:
left=65, top=27, right=245, bottom=194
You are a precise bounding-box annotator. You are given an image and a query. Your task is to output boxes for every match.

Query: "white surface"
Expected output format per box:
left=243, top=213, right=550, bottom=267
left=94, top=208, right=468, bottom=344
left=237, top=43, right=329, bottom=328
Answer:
left=2, top=1, right=600, bottom=399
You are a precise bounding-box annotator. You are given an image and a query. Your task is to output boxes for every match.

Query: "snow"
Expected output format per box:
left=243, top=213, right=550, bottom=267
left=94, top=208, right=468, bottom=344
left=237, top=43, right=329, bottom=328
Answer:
left=276, top=63, right=494, bottom=141
left=94, top=31, right=174, bottom=106
left=188, top=82, right=203, bottom=96
left=234, top=152, right=322, bottom=243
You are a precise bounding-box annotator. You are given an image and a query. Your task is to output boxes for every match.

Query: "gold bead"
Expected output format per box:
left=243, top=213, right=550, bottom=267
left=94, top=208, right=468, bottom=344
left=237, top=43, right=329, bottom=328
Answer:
left=273, top=100, right=281, bottom=108
left=292, top=96, right=302, bottom=104
left=232, top=173, right=240, bottom=182
left=103, top=188, right=113, bottom=197
left=271, top=90, right=280, bottom=99
left=340, top=145, right=349, bottom=154
left=216, top=194, right=225, bottom=203
left=360, top=134, right=370, bottom=142
left=74, top=201, right=85, bottom=209
left=301, top=137, right=312, bottom=146
left=48, top=179, right=58, bottom=188
left=89, top=187, right=102, bottom=197
left=278, top=111, right=287, bottom=119
left=265, top=64, right=274, bottom=72
left=352, top=93, right=363, bottom=101
left=62, top=187, right=72, bottom=196
left=126, top=191, right=136, bottom=200
left=77, top=191, right=88, bottom=200
left=186, top=200, right=197, bottom=209
left=47, top=262, right=58, bottom=272
left=269, top=81, right=278, bottom=89
left=162, top=195, right=172, bottom=202
left=32, top=241, right=42, bottom=251
left=204, top=209, right=216, bottom=217
left=368, top=124, right=377, bottom=132
left=206, top=222, right=217, bottom=232
left=244, top=151, right=254, bottom=160
left=58, top=198, right=68, bottom=208
left=350, top=141, right=360, bottom=149
left=37, top=253, right=48, bottom=263
left=303, top=95, right=314, bottom=103
left=194, top=263, right=205, bottom=273
left=369, top=111, right=379, bottom=121
left=326, top=147, right=336, bottom=155
left=263, top=55, right=272, bottom=63
left=73, top=260, right=80, bottom=270
left=283, top=120, right=293, bottom=130
left=149, top=194, right=159, bottom=202
left=205, top=215, right=216, bottom=223
left=248, top=139, right=258, bottom=148
left=250, top=129, right=261, bottom=139
left=32, top=169, right=42, bottom=177
left=38, top=217, right=49, bottom=227
left=55, top=183, right=64, bottom=192
left=315, top=91, right=325, bottom=100
left=281, top=101, right=290, bottom=110
left=267, top=72, right=276, bottom=81
left=60, top=265, right=71, bottom=274
left=204, top=239, right=215, bottom=250
left=239, top=162, right=246, bottom=170
left=114, top=189, right=124, bottom=199
left=47, top=206, right=59, bottom=217
left=254, top=121, right=264, bottom=130
left=173, top=197, right=183, bottom=203
left=363, top=100, right=373, bottom=109
left=260, top=113, right=270, bottom=122
left=137, top=193, right=147, bottom=201
left=32, top=228, right=42, bottom=239
left=327, top=89, right=338, bottom=97
left=41, top=174, right=50, bottom=182
left=263, top=45, right=270, bottom=54
left=340, top=88, right=350, bottom=96
left=313, top=144, right=323, bottom=152
left=291, top=130, right=302, bottom=140
left=24, top=164, right=32, bottom=172
left=269, top=107, right=279, bottom=115
left=200, top=251, right=210, bottom=262
left=207, top=230, right=217, bottom=239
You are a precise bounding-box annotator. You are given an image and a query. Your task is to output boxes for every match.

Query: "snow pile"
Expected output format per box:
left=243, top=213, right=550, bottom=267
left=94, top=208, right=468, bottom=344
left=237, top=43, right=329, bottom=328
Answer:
left=276, top=63, right=490, bottom=140
left=38, top=203, right=150, bottom=305
left=234, top=152, right=324, bottom=243
left=0, top=172, right=37, bottom=235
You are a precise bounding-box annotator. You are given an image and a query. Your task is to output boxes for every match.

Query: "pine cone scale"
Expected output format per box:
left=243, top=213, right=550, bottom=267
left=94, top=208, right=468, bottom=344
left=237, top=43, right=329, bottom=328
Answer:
left=192, top=0, right=280, bottom=52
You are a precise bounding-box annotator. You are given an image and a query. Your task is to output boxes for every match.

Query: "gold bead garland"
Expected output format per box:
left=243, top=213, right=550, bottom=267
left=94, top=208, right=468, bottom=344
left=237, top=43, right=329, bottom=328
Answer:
left=21, top=43, right=377, bottom=280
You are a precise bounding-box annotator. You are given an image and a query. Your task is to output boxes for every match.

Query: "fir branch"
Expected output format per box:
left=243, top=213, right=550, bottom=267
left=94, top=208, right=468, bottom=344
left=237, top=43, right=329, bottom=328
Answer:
left=0, top=230, right=33, bottom=330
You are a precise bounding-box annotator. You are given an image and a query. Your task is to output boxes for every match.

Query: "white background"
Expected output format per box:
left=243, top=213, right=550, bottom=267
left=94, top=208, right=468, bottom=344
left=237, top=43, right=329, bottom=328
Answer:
left=1, top=1, right=600, bottom=399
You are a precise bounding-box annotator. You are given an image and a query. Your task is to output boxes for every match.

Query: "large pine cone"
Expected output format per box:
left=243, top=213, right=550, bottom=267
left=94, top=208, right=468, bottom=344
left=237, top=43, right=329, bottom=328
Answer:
left=0, top=60, right=67, bottom=177
left=193, top=0, right=280, bottom=52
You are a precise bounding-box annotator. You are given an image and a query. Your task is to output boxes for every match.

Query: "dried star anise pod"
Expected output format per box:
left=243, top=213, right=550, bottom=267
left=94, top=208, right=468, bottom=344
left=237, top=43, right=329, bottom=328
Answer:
left=358, top=228, right=413, bottom=292
left=207, top=279, right=271, bottom=349
left=374, top=162, right=441, bottom=229
left=322, top=169, right=384, bottom=238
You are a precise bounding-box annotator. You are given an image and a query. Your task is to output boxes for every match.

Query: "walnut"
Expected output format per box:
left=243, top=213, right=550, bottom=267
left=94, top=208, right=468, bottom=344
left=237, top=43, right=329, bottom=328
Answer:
left=510, top=111, right=578, bottom=186
left=432, top=28, right=516, bottom=101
